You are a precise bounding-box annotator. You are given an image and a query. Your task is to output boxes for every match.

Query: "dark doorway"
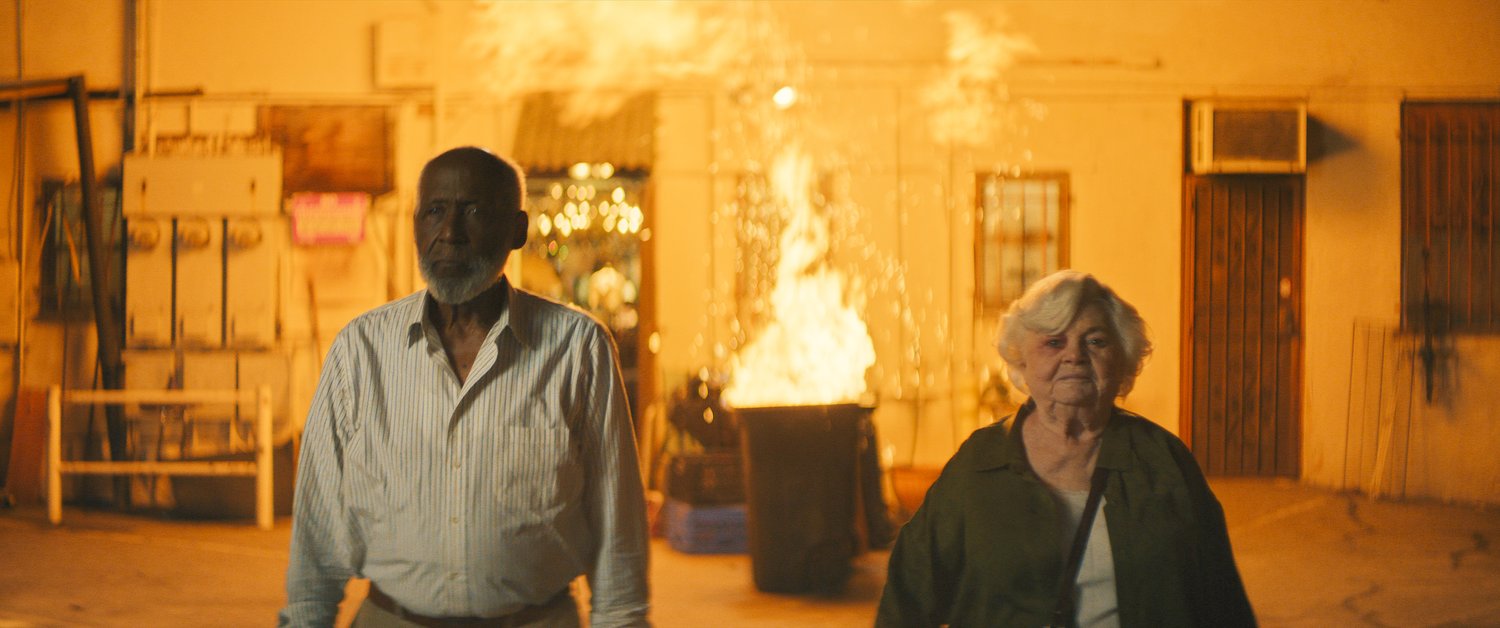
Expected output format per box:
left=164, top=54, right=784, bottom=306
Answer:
left=516, top=173, right=654, bottom=427
left=1182, top=175, right=1303, bottom=476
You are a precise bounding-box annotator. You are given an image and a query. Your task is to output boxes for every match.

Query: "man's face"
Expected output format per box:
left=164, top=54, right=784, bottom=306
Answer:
left=414, top=158, right=526, bottom=304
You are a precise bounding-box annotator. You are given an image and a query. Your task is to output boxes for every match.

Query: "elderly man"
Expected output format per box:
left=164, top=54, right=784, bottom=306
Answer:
left=280, top=147, right=650, bottom=627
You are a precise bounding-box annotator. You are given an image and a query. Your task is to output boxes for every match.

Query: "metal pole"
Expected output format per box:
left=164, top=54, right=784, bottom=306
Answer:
left=68, top=77, right=127, bottom=477
left=122, top=0, right=138, bottom=154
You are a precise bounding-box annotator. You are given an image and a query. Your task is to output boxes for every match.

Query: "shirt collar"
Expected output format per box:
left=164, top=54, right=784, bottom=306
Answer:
left=404, top=276, right=535, bottom=350
left=974, top=399, right=1136, bottom=473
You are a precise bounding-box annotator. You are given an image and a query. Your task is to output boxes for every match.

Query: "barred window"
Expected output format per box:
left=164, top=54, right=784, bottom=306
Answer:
left=975, top=173, right=1070, bottom=312
left=1402, top=103, right=1500, bottom=333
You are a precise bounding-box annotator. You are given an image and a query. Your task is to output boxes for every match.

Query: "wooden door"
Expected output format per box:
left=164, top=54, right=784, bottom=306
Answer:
left=1183, top=175, right=1303, bottom=476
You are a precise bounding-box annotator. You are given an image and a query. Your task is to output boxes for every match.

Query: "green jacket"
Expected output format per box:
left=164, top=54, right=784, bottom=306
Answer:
left=877, top=403, right=1256, bottom=627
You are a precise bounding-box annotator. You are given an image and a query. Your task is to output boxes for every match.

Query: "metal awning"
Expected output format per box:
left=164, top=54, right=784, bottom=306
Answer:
left=511, top=92, right=656, bottom=175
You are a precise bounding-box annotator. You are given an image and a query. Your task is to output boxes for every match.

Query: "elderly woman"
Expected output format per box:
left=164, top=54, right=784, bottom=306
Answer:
left=877, top=270, right=1255, bottom=627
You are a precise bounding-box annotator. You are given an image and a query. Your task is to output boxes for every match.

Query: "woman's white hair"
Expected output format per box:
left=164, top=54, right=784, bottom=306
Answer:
left=996, top=269, right=1153, bottom=396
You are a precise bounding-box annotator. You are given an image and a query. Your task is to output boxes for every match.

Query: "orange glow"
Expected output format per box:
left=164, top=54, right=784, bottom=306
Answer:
left=921, top=10, right=1035, bottom=147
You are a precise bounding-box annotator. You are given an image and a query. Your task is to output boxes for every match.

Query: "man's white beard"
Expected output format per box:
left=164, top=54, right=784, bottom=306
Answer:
left=418, top=251, right=506, bottom=304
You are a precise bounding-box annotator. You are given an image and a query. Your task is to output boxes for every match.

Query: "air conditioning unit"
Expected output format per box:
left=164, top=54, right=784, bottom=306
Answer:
left=1191, top=100, right=1306, bottom=174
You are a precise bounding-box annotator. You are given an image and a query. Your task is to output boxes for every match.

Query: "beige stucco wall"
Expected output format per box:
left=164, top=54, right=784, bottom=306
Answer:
left=1406, top=336, right=1500, bottom=504
left=1301, top=98, right=1404, bottom=488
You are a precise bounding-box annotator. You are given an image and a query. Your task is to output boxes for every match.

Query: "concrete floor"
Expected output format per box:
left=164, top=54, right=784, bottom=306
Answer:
left=2, top=478, right=1498, bottom=627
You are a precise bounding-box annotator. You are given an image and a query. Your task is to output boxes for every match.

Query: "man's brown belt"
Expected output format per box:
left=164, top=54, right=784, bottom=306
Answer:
left=366, top=583, right=573, bottom=628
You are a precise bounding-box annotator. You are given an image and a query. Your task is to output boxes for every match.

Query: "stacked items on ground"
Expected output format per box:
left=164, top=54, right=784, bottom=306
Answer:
left=661, top=375, right=746, bottom=554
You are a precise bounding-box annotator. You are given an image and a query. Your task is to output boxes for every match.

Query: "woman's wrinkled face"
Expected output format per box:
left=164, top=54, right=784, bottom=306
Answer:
left=1018, top=304, right=1123, bottom=408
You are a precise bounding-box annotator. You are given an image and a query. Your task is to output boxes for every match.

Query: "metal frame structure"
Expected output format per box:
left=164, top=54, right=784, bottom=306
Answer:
left=47, top=386, right=275, bottom=530
left=2, top=76, right=132, bottom=501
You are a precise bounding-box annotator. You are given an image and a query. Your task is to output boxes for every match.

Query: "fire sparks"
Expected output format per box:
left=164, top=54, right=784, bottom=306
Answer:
left=723, top=147, right=876, bottom=408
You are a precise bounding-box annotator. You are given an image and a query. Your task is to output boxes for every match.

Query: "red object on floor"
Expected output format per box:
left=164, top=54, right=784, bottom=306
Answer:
left=5, top=388, right=51, bottom=504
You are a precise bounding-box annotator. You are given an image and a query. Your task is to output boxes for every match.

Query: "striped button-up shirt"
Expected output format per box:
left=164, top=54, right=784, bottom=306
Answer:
left=279, top=281, right=650, bottom=627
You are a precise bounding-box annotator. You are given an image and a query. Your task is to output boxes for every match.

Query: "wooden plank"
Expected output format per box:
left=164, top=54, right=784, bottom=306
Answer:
left=59, top=460, right=258, bottom=476
left=1410, top=108, right=1433, bottom=330
left=1460, top=114, right=1477, bottom=326
left=1479, top=113, right=1497, bottom=328
left=64, top=389, right=253, bottom=405
left=1437, top=114, right=1456, bottom=332
left=1479, top=106, right=1491, bottom=326
left=1490, top=112, right=1500, bottom=329
left=1400, top=106, right=1419, bottom=328
left=1493, top=108, right=1500, bottom=329
left=1243, top=181, right=1261, bottom=472
left=1368, top=326, right=1397, bottom=497
left=1364, top=329, right=1386, bottom=488
left=1473, top=109, right=1496, bottom=328
left=1190, top=178, right=1213, bottom=469
left=1224, top=180, right=1247, bottom=474
left=1179, top=178, right=1193, bottom=448
left=1350, top=325, right=1374, bottom=491
left=48, top=387, right=62, bottom=525
left=1384, top=330, right=1411, bottom=497
left=1208, top=179, right=1230, bottom=475
left=1269, top=183, right=1287, bottom=477
left=1386, top=331, right=1410, bottom=500
left=1365, top=325, right=1388, bottom=489
left=1416, top=107, right=1431, bottom=327
left=1244, top=180, right=1265, bottom=475
left=1260, top=189, right=1282, bottom=477
left=1452, top=114, right=1472, bottom=327
left=1278, top=179, right=1304, bottom=476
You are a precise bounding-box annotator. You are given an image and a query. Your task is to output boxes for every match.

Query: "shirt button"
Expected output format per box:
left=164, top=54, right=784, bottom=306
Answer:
left=449, top=573, right=459, bottom=580
left=452, top=459, right=462, bottom=468
left=450, top=516, right=459, bottom=524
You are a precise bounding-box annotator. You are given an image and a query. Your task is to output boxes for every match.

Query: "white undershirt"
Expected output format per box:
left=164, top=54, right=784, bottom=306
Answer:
left=1052, top=488, right=1121, bottom=628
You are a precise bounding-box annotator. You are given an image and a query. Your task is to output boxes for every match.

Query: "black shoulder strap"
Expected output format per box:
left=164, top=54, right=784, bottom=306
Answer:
left=1049, top=466, right=1109, bottom=628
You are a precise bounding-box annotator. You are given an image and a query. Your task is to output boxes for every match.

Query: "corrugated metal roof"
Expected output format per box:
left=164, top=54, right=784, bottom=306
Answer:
left=511, top=92, right=656, bottom=174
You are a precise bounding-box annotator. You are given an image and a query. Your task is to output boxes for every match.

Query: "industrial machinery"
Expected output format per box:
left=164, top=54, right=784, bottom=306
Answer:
left=117, top=143, right=298, bottom=517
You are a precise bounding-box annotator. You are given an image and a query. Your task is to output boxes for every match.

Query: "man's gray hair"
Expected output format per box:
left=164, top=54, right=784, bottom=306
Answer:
left=996, top=269, right=1152, bottom=396
left=422, top=146, right=528, bottom=214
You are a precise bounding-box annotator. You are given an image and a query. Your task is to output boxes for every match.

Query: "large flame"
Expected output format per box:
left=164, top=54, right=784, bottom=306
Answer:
left=723, top=147, right=876, bottom=408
